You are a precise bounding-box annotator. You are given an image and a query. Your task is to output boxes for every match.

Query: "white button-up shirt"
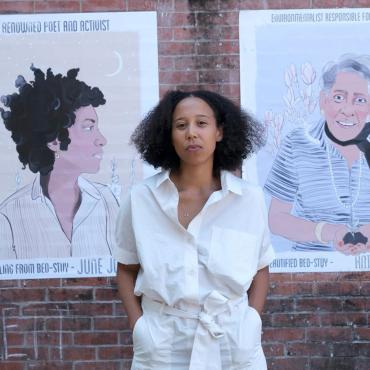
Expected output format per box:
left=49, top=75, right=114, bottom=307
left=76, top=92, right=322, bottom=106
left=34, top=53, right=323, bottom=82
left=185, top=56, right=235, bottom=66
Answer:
left=114, top=170, right=274, bottom=307
left=0, top=175, right=118, bottom=259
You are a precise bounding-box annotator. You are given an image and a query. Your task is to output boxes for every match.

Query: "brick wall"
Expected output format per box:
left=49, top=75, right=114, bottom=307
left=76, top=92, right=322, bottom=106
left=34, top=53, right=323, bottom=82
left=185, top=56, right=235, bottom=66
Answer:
left=0, top=1, right=370, bottom=369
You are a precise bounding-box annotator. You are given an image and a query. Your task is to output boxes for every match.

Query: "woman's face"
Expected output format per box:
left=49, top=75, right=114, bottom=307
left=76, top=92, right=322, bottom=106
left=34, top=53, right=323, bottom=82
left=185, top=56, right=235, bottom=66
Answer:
left=171, top=97, right=223, bottom=169
left=57, top=105, right=107, bottom=174
left=320, top=71, right=370, bottom=141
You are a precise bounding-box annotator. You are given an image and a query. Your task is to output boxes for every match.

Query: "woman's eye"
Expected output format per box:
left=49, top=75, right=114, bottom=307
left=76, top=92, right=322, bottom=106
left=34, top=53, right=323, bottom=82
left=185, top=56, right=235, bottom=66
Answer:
left=175, top=122, right=186, bottom=129
left=198, top=121, right=207, bottom=126
left=333, top=94, right=344, bottom=103
left=355, top=96, right=367, bottom=104
left=83, top=125, right=94, bottom=132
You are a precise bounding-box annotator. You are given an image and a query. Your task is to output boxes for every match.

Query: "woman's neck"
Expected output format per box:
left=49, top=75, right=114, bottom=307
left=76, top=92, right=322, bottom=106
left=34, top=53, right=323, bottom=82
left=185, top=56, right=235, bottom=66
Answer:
left=170, top=162, right=220, bottom=194
left=40, top=169, right=81, bottom=241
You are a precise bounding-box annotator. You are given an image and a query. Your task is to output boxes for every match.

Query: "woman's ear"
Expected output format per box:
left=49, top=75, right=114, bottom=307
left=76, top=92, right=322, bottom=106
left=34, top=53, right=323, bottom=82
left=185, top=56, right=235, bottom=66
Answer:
left=47, top=140, right=60, bottom=152
left=216, top=126, right=223, bottom=142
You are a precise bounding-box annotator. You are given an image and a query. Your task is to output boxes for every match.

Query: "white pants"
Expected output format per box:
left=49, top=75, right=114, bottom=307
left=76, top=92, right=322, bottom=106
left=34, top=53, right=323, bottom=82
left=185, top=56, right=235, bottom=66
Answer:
left=131, top=293, right=267, bottom=370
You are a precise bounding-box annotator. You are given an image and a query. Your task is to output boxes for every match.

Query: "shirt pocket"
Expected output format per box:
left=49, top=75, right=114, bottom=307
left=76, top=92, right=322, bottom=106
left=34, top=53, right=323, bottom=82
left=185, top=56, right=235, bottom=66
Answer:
left=207, top=226, right=259, bottom=288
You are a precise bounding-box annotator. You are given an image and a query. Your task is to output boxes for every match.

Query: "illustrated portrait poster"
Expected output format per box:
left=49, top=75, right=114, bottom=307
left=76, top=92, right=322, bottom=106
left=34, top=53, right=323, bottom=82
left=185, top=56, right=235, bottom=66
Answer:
left=240, top=8, right=370, bottom=272
left=0, top=12, right=159, bottom=279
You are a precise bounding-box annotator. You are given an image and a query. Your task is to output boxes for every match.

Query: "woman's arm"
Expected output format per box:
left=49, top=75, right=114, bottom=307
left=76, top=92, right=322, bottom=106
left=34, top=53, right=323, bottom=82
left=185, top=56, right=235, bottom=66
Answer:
left=247, top=266, right=269, bottom=315
left=116, top=262, right=142, bottom=330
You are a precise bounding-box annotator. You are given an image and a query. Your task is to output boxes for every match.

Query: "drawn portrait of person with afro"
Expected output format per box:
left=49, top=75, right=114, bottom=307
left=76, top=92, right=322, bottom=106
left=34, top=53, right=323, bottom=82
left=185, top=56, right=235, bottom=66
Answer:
left=0, top=65, right=119, bottom=259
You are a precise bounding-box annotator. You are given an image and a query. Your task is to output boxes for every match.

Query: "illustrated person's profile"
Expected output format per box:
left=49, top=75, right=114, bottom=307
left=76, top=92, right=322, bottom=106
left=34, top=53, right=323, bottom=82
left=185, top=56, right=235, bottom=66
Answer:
left=265, top=54, right=370, bottom=256
left=0, top=66, right=118, bottom=259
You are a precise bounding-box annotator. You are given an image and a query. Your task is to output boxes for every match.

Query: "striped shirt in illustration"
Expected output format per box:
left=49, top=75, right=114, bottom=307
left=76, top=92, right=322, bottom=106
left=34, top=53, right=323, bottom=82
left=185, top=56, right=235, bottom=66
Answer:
left=0, top=175, right=119, bottom=259
left=264, top=121, right=370, bottom=251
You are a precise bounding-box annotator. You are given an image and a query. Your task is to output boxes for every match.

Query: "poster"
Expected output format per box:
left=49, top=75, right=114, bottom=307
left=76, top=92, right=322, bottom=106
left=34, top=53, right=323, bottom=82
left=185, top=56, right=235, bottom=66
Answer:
left=0, top=12, right=159, bottom=279
left=240, top=8, right=370, bottom=272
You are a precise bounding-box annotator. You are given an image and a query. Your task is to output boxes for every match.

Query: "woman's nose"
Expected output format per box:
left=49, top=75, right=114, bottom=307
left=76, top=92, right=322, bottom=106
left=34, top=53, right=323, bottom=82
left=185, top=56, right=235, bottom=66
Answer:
left=186, top=124, right=197, bottom=139
left=340, top=102, right=355, bottom=116
left=95, top=129, right=107, bottom=146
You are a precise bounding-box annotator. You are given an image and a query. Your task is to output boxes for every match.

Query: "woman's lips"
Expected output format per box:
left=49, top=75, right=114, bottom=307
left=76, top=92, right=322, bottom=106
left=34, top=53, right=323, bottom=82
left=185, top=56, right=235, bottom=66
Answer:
left=93, top=153, right=103, bottom=159
left=186, top=145, right=202, bottom=151
left=337, top=120, right=356, bottom=127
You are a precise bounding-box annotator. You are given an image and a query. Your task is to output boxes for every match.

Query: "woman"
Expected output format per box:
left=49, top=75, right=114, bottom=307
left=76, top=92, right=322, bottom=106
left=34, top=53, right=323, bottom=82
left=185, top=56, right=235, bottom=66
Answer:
left=0, top=66, right=118, bottom=259
left=265, top=55, right=370, bottom=255
left=114, top=90, right=275, bottom=369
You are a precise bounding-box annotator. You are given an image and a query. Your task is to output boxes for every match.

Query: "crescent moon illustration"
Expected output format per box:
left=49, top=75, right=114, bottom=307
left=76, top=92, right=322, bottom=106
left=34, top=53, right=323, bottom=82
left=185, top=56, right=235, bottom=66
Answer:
left=106, top=50, right=123, bottom=77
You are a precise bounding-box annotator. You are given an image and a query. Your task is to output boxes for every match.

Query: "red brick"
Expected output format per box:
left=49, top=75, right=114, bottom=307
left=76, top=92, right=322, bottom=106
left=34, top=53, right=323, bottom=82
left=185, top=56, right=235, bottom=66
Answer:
left=81, top=0, right=124, bottom=11
left=48, top=288, right=93, bottom=301
left=45, top=317, right=92, bottom=331
left=265, top=298, right=295, bottom=313
left=263, top=327, right=305, bottom=342
left=3, top=317, right=39, bottom=332
left=7, top=346, right=49, bottom=360
left=262, top=343, right=285, bottom=357
left=268, top=358, right=309, bottom=370
left=126, top=0, right=157, bottom=11
left=281, top=0, right=312, bottom=8
left=309, top=357, right=359, bottom=370
left=74, top=362, right=122, bottom=370
left=270, top=273, right=293, bottom=282
left=287, top=342, right=332, bottom=356
left=22, top=279, right=60, bottom=288
left=54, top=346, right=96, bottom=361
left=3, top=332, right=24, bottom=346
left=25, top=331, right=73, bottom=346
left=68, top=302, right=113, bottom=316
left=0, top=288, right=45, bottom=303
left=220, top=83, right=240, bottom=100
left=74, top=332, right=118, bottom=345
left=0, top=280, right=19, bottom=288
left=0, top=1, right=33, bottom=13
left=159, top=56, right=175, bottom=70
left=159, top=41, right=196, bottom=56
left=34, top=1, right=80, bottom=12
left=62, top=277, right=106, bottom=287
left=24, top=362, right=73, bottom=370
left=95, top=288, right=119, bottom=301
left=354, top=327, right=370, bottom=341
left=271, top=313, right=320, bottom=327
left=0, top=363, right=24, bottom=370
left=295, top=297, right=342, bottom=312
left=97, top=345, right=133, bottom=359
left=94, top=316, right=128, bottom=330
left=307, top=327, right=352, bottom=341
left=320, top=312, right=367, bottom=326
left=22, top=303, right=69, bottom=316
left=196, top=40, right=239, bottom=55
left=315, top=281, right=361, bottom=296
left=270, top=281, right=313, bottom=296
left=160, top=70, right=197, bottom=84
left=343, top=297, right=367, bottom=311
left=158, top=27, right=173, bottom=41
left=196, top=11, right=239, bottom=27
left=158, top=12, right=196, bottom=27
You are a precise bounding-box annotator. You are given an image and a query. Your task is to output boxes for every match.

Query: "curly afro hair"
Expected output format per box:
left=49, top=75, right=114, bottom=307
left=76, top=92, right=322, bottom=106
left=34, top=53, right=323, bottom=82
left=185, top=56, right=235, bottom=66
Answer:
left=0, top=65, right=105, bottom=175
left=131, top=90, right=264, bottom=174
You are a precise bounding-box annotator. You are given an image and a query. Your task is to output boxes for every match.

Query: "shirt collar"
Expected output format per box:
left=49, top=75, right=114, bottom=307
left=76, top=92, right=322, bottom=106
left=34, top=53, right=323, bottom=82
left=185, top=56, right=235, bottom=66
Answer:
left=31, top=174, right=102, bottom=200
left=154, top=169, right=242, bottom=196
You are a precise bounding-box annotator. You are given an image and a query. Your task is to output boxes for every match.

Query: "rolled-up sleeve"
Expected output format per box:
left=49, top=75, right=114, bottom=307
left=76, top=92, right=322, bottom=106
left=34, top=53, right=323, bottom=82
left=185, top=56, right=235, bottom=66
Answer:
left=113, top=193, right=139, bottom=265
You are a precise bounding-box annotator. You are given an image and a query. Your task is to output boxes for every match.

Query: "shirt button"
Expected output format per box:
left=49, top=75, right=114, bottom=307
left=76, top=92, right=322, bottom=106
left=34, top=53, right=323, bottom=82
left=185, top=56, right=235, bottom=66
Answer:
left=187, top=269, right=195, bottom=276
